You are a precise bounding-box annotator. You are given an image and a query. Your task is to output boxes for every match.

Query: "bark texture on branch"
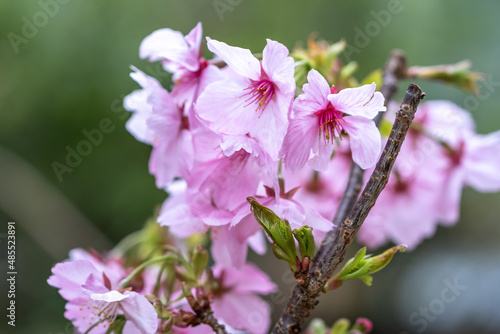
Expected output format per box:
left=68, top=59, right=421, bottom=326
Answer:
left=271, top=83, right=425, bottom=334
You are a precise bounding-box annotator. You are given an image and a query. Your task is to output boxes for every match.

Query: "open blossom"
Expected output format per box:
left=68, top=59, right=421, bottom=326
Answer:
left=139, top=22, right=222, bottom=109
left=47, top=251, right=158, bottom=334
left=196, top=38, right=295, bottom=158
left=280, top=69, right=386, bottom=172
left=360, top=100, right=500, bottom=250
left=124, top=67, right=194, bottom=188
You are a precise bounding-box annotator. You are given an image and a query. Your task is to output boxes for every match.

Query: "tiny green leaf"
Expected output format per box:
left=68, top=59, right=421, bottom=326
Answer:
left=293, top=225, right=316, bottom=259
left=326, top=245, right=406, bottom=291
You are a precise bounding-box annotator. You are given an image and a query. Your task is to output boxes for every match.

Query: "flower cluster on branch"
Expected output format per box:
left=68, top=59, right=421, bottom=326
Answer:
left=48, top=22, right=500, bottom=334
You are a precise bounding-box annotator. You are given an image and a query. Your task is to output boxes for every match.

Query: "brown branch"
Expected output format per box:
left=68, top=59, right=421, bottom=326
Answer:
left=313, top=50, right=408, bottom=270
left=271, top=83, right=425, bottom=334
left=200, top=312, right=227, bottom=334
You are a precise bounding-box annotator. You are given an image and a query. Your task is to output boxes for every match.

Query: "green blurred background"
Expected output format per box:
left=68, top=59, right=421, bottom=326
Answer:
left=1, top=1, right=500, bottom=333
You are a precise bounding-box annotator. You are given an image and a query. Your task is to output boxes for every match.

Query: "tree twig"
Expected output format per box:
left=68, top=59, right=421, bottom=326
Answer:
left=271, top=83, right=425, bottom=334
left=200, top=311, right=227, bottom=334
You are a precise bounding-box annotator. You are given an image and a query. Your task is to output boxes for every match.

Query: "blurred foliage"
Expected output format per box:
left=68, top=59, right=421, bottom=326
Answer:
left=1, top=1, right=500, bottom=333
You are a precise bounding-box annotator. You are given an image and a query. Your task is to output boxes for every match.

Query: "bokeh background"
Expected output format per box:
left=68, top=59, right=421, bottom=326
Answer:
left=1, top=1, right=500, bottom=333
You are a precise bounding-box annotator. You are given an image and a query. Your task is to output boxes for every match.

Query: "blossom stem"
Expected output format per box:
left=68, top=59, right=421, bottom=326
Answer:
left=271, top=83, right=425, bottom=334
left=118, top=254, right=177, bottom=289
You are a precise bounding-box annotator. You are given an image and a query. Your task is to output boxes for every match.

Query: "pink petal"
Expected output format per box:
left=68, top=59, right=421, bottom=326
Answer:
left=211, top=224, right=253, bottom=268
left=212, top=293, right=271, bottom=334
left=148, top=130, right=194, bottom=188
left=417, top=100, right=475, bottom=146
left=195, top=79, right=259, bottom=135
left=463, top=131, right=500, bottom=192
left=293, top=69, right=330, bottom=117
left=343, top=116, right=381, bottom=169
left=436, top=168, right=464, bottom=225
left=328, top=83, right=386, bottom=119
left=82, top=273, right=108, bottom=295
left=207, top=39, right=260, bottom=80
left=222, top=264, right=277, bottom=295
left=140, top=28, right=199, bottom=72
left=47, top=260, right=98, bottom=302
left=249, top=90, right=291, bottom=159
left=261, top=39, right=295, bottom=95
left=247, top=230, right=267, bottom=255
left=185, top=22, right=203, bottom=54
left=220, top=134, right=265, bottom=162
left=120, top=291, right=159, bottom=334
left=309, top=139, right=335, bottom=172
left=158, top=181, right=207, bottom=238
left=280, top=115, right=317, bottom=173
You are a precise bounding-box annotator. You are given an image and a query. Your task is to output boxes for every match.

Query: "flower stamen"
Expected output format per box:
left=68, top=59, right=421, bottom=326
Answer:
left=239, top=79, right=275, bottom=117
left=316, top=106, right=346, bottom=145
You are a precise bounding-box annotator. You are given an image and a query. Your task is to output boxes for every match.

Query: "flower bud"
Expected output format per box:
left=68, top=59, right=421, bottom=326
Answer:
left=192, top=245, right=208, bottom=280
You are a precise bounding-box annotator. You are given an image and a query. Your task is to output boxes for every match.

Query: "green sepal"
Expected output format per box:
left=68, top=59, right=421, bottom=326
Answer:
left=191, top=245, right=208, bottom=281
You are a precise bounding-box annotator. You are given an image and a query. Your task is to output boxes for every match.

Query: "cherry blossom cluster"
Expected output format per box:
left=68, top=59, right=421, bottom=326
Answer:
left=125, top=23, right=386, bottom=271
left=47, top=21, right=500, bottom=334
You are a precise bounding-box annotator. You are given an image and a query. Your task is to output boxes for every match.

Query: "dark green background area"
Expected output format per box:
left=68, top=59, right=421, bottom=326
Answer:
left=1, top=1, right=500, bottom=333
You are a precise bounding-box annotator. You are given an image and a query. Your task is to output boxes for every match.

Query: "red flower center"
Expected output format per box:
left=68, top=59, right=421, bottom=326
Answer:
left=315, top=104, right=346, bottom=145
left=240, top=79, right=275, bottom=117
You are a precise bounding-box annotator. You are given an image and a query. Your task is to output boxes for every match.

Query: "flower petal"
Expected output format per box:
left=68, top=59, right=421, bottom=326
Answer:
left=120, top=291, right=159, bottom=334
left=280, top=115, right=317, bottom=173
left=47, top=260, right=99, bottom=302
left=140, top=28, right=199, bottom=72
left=328, top=83, right=386, bottom=119
left=464, top=131, right=500, bottom=192
left=221, top=264, right=277, bottom=295
left=195, top=79, right=258, bottom=135
left=342, top=116, right=381, bottom=169
left=261, top=39, right=295, bottom=95
left=207, top=39, right=260, bottom=80
left=293, top=69, right=331, bottom=117
left=212, top=293, right=271, bottom=334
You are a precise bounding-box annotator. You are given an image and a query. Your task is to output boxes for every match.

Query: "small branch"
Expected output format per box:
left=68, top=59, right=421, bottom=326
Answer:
left=271, top=84, right=425, bottom=334
left=313, top=50, right=408, bottom=269
left=200, top=312, right=227, bottom=334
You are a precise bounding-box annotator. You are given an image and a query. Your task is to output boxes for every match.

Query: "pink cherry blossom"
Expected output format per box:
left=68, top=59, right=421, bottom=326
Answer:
left=139, top=22, right=222, bottom=109
left=435, top=129, right=500, bottom=224
left=280, top=69, right=386, bottom=172
left=124, top=67, right=194, bottom=188
left=358, top=164, right=441, bottom=250
left=48, top=253, right=158, bottom=334
left=196, top=38, right=295, bottom=158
